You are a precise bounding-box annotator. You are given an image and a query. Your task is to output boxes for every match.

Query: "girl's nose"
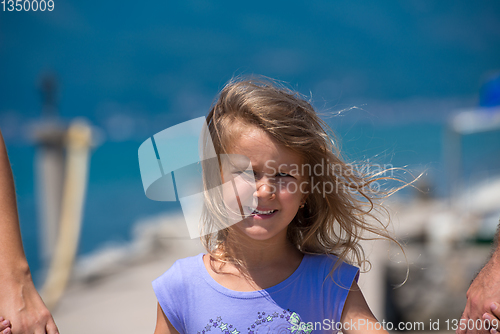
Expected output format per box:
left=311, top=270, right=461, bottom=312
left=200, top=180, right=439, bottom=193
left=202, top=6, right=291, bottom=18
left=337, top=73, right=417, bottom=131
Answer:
left=254, top=181, right=276, bottom=200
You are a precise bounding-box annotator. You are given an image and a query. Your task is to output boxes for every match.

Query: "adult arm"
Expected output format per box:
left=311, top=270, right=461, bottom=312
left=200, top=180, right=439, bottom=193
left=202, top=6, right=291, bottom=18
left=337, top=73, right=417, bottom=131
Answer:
left=457, top=228, right=500, bottom=334
left=0, top=129, right=59, bottom=334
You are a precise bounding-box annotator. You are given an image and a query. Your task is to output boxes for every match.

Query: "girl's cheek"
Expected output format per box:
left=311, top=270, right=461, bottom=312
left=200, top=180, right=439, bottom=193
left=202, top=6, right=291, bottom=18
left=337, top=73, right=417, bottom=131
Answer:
left=277, top=179, right=302, bottom=196
left=222, top=177, right=257, bottom=217
left=233, top=177, right=257, bottom=201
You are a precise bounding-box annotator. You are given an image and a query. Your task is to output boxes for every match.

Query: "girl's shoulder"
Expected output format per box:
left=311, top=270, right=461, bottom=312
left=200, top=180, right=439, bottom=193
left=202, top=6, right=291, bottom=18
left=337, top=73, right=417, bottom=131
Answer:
left=168, top=252, right=203, bottom=273
left=153, top=253, right=203, bottom=290
left=304, top=252, right=354, bottom=267
left=152, top=254, right=205, bottom=332
left=303, top=253, right=360, bottom=285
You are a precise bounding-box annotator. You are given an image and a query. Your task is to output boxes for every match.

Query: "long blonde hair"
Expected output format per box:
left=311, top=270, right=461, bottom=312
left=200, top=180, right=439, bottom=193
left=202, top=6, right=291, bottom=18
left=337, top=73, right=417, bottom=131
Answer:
left=201, top=75, right=405, bottom=271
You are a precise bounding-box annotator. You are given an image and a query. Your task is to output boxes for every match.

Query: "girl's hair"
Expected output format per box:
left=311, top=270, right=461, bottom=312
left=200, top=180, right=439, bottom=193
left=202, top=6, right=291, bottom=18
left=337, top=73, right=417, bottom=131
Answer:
left=201, top=75, right=405, bottom=272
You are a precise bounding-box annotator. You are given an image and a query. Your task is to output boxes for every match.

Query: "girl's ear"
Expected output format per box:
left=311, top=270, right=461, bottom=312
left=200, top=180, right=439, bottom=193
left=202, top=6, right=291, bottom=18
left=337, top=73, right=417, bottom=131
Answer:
left=300, top=193, right=308, bottom=207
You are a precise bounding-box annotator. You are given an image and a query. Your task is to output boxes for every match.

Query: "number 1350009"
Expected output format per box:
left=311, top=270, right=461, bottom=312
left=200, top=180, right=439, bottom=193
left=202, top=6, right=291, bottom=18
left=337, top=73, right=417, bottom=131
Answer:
left=2, top=0, right=54, bottom=11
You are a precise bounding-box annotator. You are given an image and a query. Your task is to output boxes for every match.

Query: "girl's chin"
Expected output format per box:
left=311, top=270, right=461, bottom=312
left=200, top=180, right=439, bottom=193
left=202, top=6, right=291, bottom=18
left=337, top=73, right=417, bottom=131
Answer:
left=234, top=224, right=284, bottom=241
left=242, top=233, right=275, bottom=242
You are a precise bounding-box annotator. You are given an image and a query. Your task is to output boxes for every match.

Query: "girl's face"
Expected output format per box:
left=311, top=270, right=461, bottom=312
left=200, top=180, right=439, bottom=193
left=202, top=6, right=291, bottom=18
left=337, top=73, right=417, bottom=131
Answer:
left=222, top=125, right=307, bottom=242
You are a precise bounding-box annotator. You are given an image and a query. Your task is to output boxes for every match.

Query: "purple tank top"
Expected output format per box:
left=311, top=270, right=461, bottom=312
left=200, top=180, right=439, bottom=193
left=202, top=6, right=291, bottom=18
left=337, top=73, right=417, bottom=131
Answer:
left=153, top=253, right=359, bottom=333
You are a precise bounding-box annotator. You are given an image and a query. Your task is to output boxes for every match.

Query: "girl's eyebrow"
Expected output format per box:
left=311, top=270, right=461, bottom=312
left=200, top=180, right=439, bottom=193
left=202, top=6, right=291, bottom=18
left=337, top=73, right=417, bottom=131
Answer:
left=259, top=165, right=301, bottom=177
left=224, top=154, right=251, bottom=168
left=277, top=163, right=301, bottom=174
left=278, top=169, right=301, bottom=177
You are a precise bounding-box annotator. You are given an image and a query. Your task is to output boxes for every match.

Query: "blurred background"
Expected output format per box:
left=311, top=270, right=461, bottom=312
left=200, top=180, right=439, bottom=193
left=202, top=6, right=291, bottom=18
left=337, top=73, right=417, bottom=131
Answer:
left=1, top=0, right=500, bottom=332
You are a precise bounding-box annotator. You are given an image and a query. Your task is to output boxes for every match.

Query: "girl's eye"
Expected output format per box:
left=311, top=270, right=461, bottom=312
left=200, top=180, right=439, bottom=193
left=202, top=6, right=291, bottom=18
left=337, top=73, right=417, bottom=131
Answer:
left=233, top=170, right=255, bottom=177
left=277, top=172, right=292, bottom=177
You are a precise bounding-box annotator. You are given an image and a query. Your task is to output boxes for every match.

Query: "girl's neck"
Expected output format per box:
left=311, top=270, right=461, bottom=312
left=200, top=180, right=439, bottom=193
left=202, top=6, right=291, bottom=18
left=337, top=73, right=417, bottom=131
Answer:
left=221, top=231, right=303, bottom=271
left=207, top=233, right=304, bottom=291
left=228, top=240, right=302, bottom=271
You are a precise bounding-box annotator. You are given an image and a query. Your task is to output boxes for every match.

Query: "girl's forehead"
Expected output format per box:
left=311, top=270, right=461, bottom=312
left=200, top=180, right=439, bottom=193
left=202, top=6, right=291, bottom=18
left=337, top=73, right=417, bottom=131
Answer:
left=229, top=126, right=278, bottom=153
left=227, top=127, right=303, bottom=167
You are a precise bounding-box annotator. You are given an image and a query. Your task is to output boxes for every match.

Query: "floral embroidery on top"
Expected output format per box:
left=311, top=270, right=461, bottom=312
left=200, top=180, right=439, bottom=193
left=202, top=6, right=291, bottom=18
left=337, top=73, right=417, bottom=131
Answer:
left=197, top=309, right=313, bottom=334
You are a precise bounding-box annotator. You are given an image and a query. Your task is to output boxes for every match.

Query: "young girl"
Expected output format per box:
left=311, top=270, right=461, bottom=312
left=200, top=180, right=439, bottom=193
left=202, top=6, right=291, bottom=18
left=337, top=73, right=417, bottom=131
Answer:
left=152, top=77, right=397, bottom=334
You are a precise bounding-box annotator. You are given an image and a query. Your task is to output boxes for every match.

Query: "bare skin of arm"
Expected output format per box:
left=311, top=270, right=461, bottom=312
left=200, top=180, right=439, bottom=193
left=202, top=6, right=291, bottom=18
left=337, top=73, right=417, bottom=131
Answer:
left=0, top=130, right=59, bottom=334
left=153, top=303, right=180, bottom=334
left=340, top=281, right=388, bottom=334
left=458, top=231, right=500, bottom=334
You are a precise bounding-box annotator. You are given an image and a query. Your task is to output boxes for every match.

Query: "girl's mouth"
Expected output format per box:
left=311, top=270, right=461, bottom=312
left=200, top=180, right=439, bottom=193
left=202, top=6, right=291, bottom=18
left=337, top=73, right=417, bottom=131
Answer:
left=244, top=207, right=278, bottom=218
left=252, top=208, right=277, bottom=215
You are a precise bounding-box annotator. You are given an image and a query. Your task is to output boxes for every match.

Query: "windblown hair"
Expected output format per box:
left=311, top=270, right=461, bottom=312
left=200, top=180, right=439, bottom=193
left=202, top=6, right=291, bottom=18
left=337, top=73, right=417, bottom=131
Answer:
left=201, top=75, right=405, bottom=273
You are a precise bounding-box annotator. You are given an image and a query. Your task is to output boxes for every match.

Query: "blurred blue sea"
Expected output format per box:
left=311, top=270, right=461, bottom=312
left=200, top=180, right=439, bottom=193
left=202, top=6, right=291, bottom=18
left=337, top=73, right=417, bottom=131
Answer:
left=1, top=0, right=500, bottom=284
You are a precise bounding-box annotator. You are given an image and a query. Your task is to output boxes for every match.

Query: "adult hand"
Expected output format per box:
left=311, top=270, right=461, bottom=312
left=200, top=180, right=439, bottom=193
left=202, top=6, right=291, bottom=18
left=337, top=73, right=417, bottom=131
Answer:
left=457, top=255, right=500, bottom=334
left=0, top=267, right=59, bottom=334
left=0, top=316, right=12, bottom=334
left=481, top=302, right=500, bottom=334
